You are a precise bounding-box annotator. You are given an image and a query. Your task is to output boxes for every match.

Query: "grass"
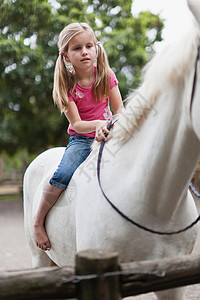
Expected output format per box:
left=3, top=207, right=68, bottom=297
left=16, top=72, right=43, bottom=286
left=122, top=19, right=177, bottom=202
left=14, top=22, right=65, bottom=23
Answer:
left=0, top=193, right=22, bottom=202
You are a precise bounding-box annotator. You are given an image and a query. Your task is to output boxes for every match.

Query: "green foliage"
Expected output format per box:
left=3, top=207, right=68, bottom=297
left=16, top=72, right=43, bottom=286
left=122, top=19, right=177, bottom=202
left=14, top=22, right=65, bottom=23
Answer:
left=0, top=0, right=163, bottom=155
left=2, top=148, right=35, bottom=172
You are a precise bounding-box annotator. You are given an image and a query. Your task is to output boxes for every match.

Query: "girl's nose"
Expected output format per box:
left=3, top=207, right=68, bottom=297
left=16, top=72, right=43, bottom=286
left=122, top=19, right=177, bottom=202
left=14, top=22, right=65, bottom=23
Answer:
left=82, top=46, right=88, bottom=56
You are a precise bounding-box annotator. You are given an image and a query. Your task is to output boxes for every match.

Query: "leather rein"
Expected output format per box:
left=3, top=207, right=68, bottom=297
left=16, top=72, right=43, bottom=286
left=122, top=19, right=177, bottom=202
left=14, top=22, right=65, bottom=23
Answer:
left=97, top=39, right=200, bottom=235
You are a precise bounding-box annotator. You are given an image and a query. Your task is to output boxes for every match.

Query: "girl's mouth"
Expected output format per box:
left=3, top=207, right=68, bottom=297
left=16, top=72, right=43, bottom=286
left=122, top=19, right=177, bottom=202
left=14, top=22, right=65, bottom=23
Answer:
left=81, top=58, right=90, bottom=61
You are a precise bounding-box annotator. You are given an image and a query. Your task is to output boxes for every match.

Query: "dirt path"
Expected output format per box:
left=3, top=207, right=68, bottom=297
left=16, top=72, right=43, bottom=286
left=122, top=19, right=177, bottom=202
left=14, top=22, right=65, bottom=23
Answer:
left=0, top=197, right=200, bottom=299
left=0, top=199, right=32, bottom=271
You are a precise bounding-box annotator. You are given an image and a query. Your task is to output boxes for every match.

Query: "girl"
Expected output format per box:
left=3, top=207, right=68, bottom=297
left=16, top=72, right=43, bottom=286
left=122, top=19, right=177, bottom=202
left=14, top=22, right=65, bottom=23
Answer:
left=34, top=22, right=123, bottom=251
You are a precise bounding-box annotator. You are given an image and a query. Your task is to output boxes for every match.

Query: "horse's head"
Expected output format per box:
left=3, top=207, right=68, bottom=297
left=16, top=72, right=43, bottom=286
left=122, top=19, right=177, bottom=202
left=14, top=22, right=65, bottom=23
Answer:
left=188, top=0, right=200, bottom=25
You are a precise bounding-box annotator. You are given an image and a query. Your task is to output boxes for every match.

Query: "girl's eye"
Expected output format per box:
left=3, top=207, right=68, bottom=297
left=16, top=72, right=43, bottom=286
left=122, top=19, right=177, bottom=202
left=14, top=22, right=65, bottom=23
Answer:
left=73, top=44, right=93, bottom=51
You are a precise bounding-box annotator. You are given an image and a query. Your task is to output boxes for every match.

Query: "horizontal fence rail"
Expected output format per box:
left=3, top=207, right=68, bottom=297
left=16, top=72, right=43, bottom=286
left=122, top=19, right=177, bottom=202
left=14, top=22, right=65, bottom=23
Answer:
left=1, top=249, right=200, bottom=299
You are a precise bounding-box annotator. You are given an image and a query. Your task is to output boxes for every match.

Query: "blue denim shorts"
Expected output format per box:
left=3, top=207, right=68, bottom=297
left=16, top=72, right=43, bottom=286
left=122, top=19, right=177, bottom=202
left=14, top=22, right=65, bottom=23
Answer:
left=49, top=135, right=94, bottom=190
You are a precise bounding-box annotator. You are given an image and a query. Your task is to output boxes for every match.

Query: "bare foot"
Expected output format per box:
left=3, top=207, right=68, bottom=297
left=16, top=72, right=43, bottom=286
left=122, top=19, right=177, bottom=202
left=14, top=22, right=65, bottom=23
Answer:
left=34, top=223, right=51, bottom=251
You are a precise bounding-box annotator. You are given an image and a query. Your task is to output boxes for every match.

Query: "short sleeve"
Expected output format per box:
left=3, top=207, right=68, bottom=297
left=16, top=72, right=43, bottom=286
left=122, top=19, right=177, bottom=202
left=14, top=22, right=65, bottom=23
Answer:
left=109, top=68, right=118, bottom=89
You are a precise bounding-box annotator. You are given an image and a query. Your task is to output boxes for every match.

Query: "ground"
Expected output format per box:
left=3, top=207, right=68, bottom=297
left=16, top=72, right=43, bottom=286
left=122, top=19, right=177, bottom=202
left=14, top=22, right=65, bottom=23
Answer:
left=0, top=194, right=200, bottom=299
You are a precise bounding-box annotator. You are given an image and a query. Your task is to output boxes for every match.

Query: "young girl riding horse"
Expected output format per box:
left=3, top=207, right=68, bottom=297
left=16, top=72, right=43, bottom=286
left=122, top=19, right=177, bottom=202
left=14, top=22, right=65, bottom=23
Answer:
left=33, top=22, right=123, bottom=251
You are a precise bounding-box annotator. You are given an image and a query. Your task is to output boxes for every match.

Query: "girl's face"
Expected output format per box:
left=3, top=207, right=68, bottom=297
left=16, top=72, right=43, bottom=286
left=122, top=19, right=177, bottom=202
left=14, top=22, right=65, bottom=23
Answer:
left=65, top=31, right=97, bottom=71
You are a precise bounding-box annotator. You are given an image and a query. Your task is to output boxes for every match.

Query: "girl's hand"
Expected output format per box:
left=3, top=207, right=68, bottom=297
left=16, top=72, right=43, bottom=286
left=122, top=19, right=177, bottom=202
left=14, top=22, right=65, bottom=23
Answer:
left=95, top=120, right=110, bottom=142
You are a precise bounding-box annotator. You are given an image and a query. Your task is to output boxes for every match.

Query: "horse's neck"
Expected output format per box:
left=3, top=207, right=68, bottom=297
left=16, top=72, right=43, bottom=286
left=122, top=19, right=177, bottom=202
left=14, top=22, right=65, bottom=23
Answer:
left=191, top=59, right=200, bottom=140
left=104, top=81, right=200, bottom=218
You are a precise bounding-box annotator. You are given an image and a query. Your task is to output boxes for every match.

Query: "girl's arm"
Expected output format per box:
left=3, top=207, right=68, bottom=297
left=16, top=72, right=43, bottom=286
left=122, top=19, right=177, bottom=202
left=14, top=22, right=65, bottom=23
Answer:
left=65, top=102, right=109, bottom=141
left=109, top=85, right=123, bottom=115
left=65, top=85, right=123, bottom=141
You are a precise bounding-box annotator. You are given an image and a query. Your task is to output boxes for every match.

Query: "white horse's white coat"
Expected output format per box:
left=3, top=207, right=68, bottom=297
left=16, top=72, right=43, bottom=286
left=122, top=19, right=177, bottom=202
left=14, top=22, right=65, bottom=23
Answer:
left=24, top=1, right=200, bottom=299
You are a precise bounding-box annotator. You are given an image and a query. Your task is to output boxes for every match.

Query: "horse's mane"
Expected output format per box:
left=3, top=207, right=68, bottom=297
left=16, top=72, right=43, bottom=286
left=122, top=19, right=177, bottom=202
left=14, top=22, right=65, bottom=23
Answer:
left=113, top=21, right=200, bottom=144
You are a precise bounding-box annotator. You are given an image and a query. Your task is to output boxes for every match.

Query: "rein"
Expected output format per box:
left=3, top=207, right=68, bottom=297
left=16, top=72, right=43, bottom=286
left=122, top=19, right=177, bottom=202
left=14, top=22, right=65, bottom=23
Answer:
left=97, top=39, right=200, bottom=235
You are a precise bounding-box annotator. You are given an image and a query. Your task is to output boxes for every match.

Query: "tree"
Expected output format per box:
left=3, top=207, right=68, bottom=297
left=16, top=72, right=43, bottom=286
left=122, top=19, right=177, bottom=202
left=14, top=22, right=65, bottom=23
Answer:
left=0, top=0, right=163, bottom=155
left=87, top=0, right=163, bottom=95
left=0, top=0, right=61, bottom=154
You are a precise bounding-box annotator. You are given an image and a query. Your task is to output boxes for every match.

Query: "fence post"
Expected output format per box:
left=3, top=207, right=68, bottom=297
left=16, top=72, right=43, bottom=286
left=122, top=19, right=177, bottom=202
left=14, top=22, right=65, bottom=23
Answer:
left=75, top=249, right=121, bottom=300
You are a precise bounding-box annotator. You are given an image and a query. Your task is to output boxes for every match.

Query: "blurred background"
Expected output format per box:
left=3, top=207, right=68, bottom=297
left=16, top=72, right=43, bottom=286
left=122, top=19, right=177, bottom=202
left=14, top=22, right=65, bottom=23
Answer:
left=1, top=0, right=199, bottom=199
left=0, top=0, right=164, bottom=195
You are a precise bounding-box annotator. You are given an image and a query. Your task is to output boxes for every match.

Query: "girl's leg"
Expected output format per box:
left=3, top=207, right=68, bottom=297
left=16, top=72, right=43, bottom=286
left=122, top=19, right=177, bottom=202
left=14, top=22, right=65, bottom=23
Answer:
left=34, top=136, right=94, bottom=251
left=49, top=136, right=94, bottom=190
left=34, top=184, right=63, bottom=251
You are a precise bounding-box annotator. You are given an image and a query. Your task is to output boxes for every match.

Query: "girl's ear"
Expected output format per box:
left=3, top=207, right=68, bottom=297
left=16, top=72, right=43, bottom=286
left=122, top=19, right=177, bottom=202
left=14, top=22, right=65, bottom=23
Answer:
left=64, top=54, right=71, bottom=63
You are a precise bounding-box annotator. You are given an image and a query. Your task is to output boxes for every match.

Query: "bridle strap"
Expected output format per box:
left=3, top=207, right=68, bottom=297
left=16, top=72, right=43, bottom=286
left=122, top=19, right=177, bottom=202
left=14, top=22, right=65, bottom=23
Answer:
left=97, top=39, right=200, bottom=235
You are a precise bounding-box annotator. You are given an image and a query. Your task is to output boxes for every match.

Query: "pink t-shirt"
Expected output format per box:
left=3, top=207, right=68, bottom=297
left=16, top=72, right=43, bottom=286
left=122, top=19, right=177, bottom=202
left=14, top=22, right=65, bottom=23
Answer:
left=67, top=68, right=118, bottom=137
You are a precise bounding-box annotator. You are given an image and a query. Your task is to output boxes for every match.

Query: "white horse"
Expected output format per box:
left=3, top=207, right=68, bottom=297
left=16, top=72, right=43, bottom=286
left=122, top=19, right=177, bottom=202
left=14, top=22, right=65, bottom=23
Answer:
left=24, top=1, right=200, bottom=299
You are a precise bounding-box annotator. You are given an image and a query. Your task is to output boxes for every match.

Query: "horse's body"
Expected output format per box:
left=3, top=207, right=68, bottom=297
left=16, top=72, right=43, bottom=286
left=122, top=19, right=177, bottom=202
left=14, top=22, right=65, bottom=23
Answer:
left=24, top=1, right=200, bottom=299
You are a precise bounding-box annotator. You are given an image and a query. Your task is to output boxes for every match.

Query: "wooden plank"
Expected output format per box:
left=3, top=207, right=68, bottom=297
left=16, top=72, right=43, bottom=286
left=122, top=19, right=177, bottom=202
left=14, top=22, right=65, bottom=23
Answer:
left=0, top=266, right=75, bottom=299
left=1, top=250, right=200, bottom=299
left=121, top=253, right=200, bottom=297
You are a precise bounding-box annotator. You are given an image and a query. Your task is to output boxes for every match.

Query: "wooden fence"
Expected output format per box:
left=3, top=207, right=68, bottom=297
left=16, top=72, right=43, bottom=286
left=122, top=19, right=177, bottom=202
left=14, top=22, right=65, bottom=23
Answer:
left=1, top=249, right=200, bottom=299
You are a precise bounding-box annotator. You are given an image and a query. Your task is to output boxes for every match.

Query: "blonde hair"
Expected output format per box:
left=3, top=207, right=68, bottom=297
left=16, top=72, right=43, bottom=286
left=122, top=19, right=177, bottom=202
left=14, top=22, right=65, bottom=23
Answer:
left=53, top=22, right=110, bottom=113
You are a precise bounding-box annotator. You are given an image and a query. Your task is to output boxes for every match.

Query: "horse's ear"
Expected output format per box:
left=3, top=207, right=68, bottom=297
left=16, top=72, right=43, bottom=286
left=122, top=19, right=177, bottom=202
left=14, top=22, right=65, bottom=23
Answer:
left=187, top=0, right=200, bottom=25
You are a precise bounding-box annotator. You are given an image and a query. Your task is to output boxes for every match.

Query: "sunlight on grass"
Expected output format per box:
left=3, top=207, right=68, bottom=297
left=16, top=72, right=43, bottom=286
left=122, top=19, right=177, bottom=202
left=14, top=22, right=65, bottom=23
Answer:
left=0, top=194, right=21, bottom=202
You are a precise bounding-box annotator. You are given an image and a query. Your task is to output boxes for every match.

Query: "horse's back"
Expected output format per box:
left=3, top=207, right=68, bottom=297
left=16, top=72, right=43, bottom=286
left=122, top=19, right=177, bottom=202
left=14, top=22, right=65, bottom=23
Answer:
left=24, top=147, right=65, bottom=201
left=24, top=147, right=65, bottom=183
